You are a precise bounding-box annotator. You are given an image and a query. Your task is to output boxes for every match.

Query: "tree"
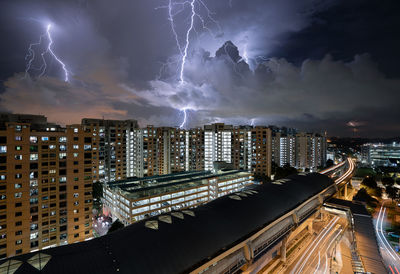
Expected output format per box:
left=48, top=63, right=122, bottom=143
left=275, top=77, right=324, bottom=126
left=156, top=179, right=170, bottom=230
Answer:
left=382, top=177, right=395, bottom=187
left=107, top=219, right=124, bottom=234
left=92, top=181, right=103, bottom=211
left=274, top=163, right=298, bottom=180
left=386, top=186, right=398, bottom=202
left=362, top=176, right=378, bottom=189
left=326, top=159, right=334, bottom=168
left=353, top=188, right=378, bottom=207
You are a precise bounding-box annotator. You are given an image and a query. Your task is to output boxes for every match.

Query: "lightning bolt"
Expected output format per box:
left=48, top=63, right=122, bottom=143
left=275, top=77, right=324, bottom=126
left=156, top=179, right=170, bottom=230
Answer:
left=24, top=23, right=69, bottom=82
left=179, top=0, right=196, bottom=85
left=157, top=0, right=221, bottom=129
left=179, top=108, right=188, bottom=129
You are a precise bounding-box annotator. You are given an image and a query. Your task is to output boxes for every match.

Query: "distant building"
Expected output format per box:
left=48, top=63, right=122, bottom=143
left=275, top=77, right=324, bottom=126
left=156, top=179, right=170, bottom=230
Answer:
left=102, top=169, right=253, bottom=225
left=362, top=143, right=400, bottom=167
left=81, top=118, right=139, bottom=182
left=272, top=132, right=327, bottom=171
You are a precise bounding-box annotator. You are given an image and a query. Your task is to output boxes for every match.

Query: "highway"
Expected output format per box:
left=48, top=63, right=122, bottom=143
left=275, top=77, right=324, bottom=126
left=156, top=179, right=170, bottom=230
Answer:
left=333, top=157, right=355, bottom=185
left=375, top=204, right=400, bottom=274
left=288, top=216, right=344, bottom=274
left=278, top=159, right=355, bottom=274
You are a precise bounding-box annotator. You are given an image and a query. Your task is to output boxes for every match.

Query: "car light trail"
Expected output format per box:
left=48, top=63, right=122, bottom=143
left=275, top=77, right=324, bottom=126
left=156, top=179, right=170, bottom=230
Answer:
left=376, top=204, right=400, bottom=273
left=291, top=216, right=339, bottom=273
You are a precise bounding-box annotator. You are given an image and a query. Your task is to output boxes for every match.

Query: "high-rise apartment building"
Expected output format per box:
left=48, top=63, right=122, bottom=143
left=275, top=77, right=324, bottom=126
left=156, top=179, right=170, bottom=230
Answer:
left=81, top=118, right=138, bottom=182
left=0, top=114, right=94, bottom=258
left=204, top=124, right=233, bottom=171
left=295, top=133, right=327, bottom=170
left=251, top=127, right=272, bottom=178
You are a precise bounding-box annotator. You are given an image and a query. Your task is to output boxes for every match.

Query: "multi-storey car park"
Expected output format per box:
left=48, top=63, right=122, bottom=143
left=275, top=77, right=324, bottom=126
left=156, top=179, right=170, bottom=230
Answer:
left=102, top=169, right=253, bottom=225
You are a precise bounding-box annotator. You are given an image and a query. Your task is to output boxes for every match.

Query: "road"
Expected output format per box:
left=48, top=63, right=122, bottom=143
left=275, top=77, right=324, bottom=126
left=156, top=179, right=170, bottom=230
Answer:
left=287, top=216, right=345, bottom=274
left=375, top=204, right=400, bottom=274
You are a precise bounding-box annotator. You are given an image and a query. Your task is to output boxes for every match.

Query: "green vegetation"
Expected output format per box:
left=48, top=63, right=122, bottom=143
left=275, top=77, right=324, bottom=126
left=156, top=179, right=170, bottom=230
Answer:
left=382, top=177, right=395, bottom=187
left=93, top=181, right=103, bottom=211
left=386, top=186, right=398, bottom=202
left=107, top=219, right=124, bottom=234
left=355, top=167, right=376, bottom=178
left=325, top=159, right=334, bottom=168
left=353, top=188, right=379, bottom=209
left=274, top=163, right=298, bottom=180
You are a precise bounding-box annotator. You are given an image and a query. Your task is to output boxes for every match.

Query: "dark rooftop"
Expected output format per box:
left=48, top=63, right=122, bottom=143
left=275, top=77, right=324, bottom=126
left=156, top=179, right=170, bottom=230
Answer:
left=6, top=173, right=333, bottom=274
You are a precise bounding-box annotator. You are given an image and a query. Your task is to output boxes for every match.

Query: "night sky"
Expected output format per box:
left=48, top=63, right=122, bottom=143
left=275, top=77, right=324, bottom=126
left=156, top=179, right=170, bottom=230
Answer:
left=0, top=0, right=399, bottom=137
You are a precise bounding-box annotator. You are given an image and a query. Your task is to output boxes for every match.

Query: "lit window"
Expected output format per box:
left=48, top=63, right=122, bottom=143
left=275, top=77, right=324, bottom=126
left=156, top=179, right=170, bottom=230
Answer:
left=15, top=192, right=22, bottom=198
left=30, top=136, right=38, bottom=143
left=15, top=155, right=22, bottom=160
left=73, top=145, right=79, bottom=149
left=59, top=137, right=67, bottom=142
left=41, top=137, right=49, bottom=141
left=74, top=128, right=78, bottom=133
left=30, top=154, right=38, bottom=161
left=0, top=146, right=6, bottom=153
left=15, top=136, right=22, bottom=141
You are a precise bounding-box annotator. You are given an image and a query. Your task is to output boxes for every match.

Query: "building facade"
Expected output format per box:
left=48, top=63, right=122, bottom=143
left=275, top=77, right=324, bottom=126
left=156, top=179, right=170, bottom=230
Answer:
left=102, top=169, right=253, bottom=225
left=362, top=143, right=400, bottom=167
left=81, top=118, right=139, bottom=182
left=0, top=115, right=94, bottom=258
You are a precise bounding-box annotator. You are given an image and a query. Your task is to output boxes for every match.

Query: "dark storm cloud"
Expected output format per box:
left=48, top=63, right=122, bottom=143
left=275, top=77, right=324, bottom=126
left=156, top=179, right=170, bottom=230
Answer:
left=0, top=0, right=399, bottom=137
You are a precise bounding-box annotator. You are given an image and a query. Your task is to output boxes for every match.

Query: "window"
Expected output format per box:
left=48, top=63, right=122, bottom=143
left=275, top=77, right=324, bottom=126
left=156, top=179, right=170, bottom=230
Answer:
left=15, top=146, right=22, bottom=151
left=41, top=137, right=49, bottom=141
left=15, top=212, right=22, bottom=217
left=15, top=202, right=22, bottom=207
left=15, top=164, right=22, bottom=169
left=73, top=193, right=79, bottom=198
left=30, top=136, right=38, bottom=143
left=15, top=184, right=22, bottom=189
left=73, top=145, right=79, bottom=149
left=30, top=154, right=38, bottom=161
left=15, top=221, right=22, bottom=226
left=59, top=153, right=67, bottom=159
left=0, top=146, right=6, bottom=153
left=49, top=145, right=56, bottom=150
left=15, top=174, right=22, bottom=179
left=30, top=232, right=38, bottom=240
left=15, top=240, right=22, bottom=245
left=15, top=155, right=22, bottom=160
left=59, top=145, right=66, bottom=151
left=84, top=145, right=91, bottom=151
left=15, top=193, right=22, bottom=198
left=74, top=128, right=78, bottom=133
left=59, top=137, right=67, bottom=142
left=15, top=136, right=22, bottom=141
left=73, top=153, right=78, bottom=157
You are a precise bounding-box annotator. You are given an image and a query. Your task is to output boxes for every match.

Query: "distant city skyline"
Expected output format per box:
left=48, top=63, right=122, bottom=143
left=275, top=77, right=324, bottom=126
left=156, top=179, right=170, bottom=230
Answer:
left=1, top=0, right=399, bottom=137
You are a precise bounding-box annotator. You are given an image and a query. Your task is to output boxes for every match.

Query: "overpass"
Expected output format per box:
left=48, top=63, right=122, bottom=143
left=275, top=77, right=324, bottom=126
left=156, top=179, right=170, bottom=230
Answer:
left=0, top=159, right=355, bottom=274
